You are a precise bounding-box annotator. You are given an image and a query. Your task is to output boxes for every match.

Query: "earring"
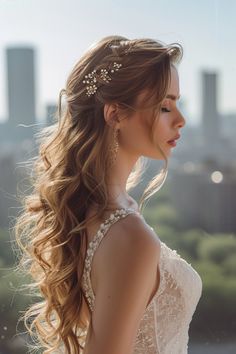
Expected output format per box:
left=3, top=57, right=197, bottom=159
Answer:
left=108, top=128, right=119, bottom=167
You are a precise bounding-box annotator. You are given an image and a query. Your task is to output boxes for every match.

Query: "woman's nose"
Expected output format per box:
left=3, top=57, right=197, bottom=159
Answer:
left=176, top=111, right=186, bottom=128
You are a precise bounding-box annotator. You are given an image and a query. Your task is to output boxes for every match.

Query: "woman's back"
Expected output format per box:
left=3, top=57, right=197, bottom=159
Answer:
left=81, top=207, right=202, bottom=353
left=82, top=207, right=161, bottom=354
left=84, top=200, right=142, bottom=295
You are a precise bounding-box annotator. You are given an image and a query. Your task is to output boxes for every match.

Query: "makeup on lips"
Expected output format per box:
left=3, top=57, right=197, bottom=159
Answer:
left=167, top=134, right=180, bottom=147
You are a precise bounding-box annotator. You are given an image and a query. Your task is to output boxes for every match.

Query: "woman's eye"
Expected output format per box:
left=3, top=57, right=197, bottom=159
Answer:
left=161, top=107, right=171, bottom=113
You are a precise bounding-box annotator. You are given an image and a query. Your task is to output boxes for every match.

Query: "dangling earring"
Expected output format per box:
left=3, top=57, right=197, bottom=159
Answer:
left=108, top=127, right=119, bottom=167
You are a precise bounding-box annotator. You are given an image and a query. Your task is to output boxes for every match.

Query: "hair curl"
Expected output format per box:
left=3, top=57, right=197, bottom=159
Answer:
left=14, top=35, right=183, bottom=353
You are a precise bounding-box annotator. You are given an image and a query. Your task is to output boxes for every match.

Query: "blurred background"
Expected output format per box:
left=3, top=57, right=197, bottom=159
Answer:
left=0, top=0, right=235, bottom=353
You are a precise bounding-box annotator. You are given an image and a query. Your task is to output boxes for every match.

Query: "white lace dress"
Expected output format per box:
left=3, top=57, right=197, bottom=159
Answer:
left=81, top=207, right=203, bottom=353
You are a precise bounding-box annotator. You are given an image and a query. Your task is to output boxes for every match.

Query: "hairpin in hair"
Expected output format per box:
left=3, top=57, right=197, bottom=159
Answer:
left=83, top=62, right=122, bottom=97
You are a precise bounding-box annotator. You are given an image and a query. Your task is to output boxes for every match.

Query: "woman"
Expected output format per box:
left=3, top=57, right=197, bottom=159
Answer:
left=15, top=35, right=202, bottom=353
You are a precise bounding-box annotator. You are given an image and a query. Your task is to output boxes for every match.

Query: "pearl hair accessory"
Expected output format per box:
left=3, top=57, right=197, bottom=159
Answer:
left=82, top=62, right=122, bottom=97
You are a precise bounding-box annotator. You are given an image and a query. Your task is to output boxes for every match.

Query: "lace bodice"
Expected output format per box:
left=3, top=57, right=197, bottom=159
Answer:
left=81, top=207, right=202, bottom=353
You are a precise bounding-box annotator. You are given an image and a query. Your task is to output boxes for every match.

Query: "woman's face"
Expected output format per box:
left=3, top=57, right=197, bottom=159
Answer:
left=119, top=65, right=186, bottom=160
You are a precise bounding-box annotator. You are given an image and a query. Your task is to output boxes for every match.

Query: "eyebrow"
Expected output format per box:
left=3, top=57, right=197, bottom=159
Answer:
left=166, top=94, right=181, bottom=101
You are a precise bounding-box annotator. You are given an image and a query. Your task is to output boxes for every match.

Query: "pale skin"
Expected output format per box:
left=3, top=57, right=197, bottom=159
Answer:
left=83, top=65, right=186, bottom=354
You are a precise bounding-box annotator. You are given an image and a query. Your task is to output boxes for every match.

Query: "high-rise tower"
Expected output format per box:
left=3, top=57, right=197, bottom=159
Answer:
left=201, top=71, right=220, bottom=144
left=6, top=47, right=36, bottom=127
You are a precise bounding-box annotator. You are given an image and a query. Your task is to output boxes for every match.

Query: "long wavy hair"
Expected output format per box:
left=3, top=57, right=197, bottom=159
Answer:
left=14, top=35, right=183, bottom=353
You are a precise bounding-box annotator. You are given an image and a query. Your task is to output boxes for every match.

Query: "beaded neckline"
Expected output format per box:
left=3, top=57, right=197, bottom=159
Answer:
left=86, top=207, right=140, bottom=250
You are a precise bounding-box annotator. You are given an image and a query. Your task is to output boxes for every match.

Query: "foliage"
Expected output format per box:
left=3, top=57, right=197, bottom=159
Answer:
left=0, top=228, right=30, bottom=353
left=143, top=192, right=236, bottom=340
left=197, top=235, right=236, bottom=264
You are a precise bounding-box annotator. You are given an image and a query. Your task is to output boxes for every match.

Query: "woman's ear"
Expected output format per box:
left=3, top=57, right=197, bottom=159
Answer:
left=104, top=103, right=120, bottom=128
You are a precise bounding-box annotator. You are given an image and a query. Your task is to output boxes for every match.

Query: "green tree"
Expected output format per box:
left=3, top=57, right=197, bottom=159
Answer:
left=197, top=235, right=236, bottom=264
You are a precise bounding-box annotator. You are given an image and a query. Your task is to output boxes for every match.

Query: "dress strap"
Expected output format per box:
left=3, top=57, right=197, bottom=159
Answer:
left=82, top=207, right=139, bottom=312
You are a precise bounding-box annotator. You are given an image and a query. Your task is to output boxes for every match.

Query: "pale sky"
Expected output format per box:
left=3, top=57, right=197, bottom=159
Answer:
left=0, top=0, right=235, bottom=125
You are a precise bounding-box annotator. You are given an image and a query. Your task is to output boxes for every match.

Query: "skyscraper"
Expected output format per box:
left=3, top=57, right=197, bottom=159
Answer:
left=6, top=47, right=36, bottom=128
left=201, top=71, right=220, bottom=144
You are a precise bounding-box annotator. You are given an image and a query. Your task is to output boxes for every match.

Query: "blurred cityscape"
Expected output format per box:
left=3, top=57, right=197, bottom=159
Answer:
left=0, top=46, right=236, bottom=233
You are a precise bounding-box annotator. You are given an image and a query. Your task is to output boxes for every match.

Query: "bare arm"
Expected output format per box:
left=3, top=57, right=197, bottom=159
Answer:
left=83, top=214, right=161, bottom=354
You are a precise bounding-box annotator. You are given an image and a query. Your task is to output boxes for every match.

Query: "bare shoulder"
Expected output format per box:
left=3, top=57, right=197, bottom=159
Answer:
left=96, top=211, right=161, bottom=283
left=86, top=212, right=161, bottom=353
left=120, top=212, right=160, bottom=240
left=97, top=213, right=161, bottom=266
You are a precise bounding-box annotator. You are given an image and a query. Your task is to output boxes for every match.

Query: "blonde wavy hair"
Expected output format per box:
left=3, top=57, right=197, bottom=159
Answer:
left=14, top=35, right=183, bottom=353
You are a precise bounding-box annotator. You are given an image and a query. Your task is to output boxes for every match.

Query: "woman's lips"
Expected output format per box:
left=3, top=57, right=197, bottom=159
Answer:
left=167, top=140, right=177, bottom=147
left=167, top=134, right=180, bottom=147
